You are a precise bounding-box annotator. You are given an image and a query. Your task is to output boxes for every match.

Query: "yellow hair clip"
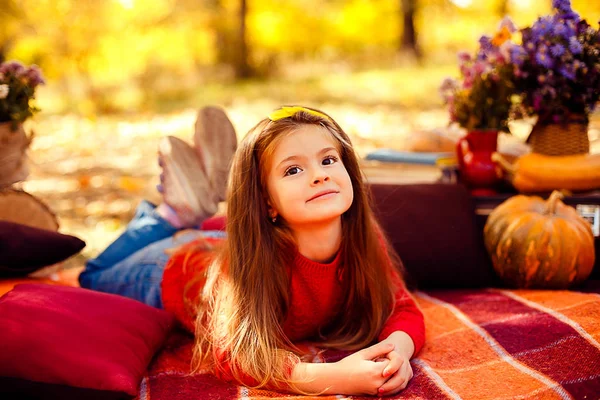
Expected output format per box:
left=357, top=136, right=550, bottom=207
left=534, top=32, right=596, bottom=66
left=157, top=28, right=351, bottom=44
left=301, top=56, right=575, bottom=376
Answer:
left=268, top=106, right=329, bottom=122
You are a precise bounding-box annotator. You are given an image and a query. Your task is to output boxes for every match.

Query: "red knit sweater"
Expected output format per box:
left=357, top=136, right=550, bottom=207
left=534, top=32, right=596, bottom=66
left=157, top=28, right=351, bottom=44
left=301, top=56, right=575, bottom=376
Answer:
left=161, top=235, right=425, bottom=386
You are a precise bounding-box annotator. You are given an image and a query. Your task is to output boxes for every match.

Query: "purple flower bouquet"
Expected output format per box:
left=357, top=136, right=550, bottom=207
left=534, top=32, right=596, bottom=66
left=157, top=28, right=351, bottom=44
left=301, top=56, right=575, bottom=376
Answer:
left=0, top=60, right=45, bottom=128
left=512, top=0, right=600, bottom=124
left=440, top=17, right=519, bottom=132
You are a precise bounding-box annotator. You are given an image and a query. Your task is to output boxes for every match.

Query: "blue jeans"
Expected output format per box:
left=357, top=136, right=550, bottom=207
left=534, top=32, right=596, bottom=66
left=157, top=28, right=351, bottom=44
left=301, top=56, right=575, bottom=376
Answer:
left=79, top=200, right=225, bottom=308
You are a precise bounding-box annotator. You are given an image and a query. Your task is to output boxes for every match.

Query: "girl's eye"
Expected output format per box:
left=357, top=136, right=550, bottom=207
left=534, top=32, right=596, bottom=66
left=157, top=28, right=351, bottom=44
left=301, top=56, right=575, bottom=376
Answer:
left=322, top=155, right=338, bottom=166
left=284, top=166, right=302, bottom=176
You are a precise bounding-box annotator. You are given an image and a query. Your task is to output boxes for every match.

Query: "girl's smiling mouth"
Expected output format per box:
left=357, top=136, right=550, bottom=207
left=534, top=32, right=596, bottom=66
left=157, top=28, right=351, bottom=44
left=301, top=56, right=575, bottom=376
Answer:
left=307, top=190, right=339, bottom=202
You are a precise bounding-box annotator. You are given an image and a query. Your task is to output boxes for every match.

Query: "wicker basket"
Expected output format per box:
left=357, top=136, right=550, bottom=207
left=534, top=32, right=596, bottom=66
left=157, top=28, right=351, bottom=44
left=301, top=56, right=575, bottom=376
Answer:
left=527, top=117, right=589, bottom=156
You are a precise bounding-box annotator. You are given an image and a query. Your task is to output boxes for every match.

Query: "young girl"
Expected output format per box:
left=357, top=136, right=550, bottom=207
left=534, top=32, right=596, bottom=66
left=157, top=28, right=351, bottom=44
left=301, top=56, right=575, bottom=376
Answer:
left=79, top=105, right=425, bottom=397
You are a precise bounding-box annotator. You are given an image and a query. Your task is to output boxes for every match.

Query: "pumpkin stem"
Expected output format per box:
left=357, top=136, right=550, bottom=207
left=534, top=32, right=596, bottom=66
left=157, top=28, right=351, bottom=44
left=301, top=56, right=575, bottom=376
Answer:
left=491, top=152, right=516, bottom=175
left=545, top=190, right=564, bottom=214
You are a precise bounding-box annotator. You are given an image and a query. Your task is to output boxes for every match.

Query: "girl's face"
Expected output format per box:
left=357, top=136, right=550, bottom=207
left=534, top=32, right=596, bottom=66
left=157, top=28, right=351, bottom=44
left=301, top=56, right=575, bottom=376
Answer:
left=266, top=125, right=354, bottom=227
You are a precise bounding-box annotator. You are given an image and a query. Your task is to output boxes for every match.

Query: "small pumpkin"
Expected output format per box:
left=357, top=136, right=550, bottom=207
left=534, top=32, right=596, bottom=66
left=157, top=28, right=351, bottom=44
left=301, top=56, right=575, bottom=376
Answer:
left=492, top=152, right=600, bottom=193
left=484, top=190, right=595, bottom=289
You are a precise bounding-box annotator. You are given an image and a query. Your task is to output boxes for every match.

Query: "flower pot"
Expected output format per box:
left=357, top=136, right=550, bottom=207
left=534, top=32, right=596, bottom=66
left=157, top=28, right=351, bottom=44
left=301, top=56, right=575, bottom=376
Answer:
left=456, top=130, right=501, bottom=195
left=527, top=115, right=589, bottom=156
left=0, top=122, right=31, bottom=188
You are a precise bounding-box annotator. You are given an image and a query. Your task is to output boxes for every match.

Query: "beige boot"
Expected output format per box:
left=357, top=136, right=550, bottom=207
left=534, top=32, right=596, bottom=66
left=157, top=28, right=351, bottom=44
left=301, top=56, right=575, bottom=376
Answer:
left=0, top=123, right=31, bottom=188
left=193, top=106, right=237, bottom=202
left=158, top=136, right=218, bottom=227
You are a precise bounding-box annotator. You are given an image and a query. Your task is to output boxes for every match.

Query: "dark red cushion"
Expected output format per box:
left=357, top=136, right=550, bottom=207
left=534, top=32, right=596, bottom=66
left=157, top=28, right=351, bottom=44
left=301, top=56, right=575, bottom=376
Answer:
left=368, top=183, right=501, bottom=289
left=0, top=284, right=175, bottom=399
left=0, top=221, right=86, bottom=277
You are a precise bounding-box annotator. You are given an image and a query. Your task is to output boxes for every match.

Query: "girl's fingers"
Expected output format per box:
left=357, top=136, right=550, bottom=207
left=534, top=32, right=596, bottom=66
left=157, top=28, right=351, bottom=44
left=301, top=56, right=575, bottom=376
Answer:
left=361, top=342, right=394, bottom=360
left=377, top=371, right=405, bottom=396
left=382, top=351, right=403, bottom=378
left=378, top=361, right=413, bottom=395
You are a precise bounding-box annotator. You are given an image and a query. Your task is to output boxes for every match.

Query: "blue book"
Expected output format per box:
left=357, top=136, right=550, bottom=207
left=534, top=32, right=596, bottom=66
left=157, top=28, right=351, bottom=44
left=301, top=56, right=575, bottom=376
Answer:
left=365, top=149, right=454, bottom=165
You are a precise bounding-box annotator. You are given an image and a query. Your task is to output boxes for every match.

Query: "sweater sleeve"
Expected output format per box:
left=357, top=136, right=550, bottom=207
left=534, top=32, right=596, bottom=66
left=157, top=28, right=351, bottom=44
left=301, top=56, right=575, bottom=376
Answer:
left=373, top=224, right=426, bottom=356
left=161, top=236, right=222, bottom=333
left=377, top=268, right=426, bottom=356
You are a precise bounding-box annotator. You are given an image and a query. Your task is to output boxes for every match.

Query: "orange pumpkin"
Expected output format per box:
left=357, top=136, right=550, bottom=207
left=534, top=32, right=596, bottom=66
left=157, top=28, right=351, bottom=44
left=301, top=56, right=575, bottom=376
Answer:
left=484, top=191, right=595, bottom=289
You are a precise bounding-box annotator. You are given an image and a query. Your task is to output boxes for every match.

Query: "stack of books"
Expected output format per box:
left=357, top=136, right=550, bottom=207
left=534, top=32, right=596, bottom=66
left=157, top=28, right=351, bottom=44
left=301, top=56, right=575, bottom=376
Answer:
left=360, top=149, right=459, bottom=185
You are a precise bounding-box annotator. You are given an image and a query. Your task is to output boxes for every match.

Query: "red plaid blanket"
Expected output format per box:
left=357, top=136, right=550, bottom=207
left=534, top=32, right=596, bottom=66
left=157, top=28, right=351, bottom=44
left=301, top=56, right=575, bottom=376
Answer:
left=136, top=288, right=600, bottom=399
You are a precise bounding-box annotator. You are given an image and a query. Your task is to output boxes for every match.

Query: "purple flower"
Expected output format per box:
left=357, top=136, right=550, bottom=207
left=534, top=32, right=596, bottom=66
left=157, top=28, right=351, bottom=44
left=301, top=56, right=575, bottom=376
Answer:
left=0, top=60, right=26, bottom=76
left=550, top=44, right=565, bottom=57
left=462, top=68, right=475, bottom=89
left=561, top=11, right=580, bottom=21
left=498, top=16, right=518, bottom=33
left=536, top=52, right=554, bottom=68
left=553, top=0, right=572, bottom=14
left=457, top=51, right=471, bottom=61
left=439, top=77, right=459, bottom=101
left=509, top=46, right=528, bottom=66
left=532, top=16, right=553, bottom=37
left=460, top=63, right=470, bottom=76
left=440, top=77, right=459, bottom=91
left=473, top=60, right=492, bottom=75
left=553, top=22, right=567, bottom=37
left=559, top=66, right=576, bottom=80
left=479, top=35, right=494, bottom=53
left=25, top=65, right=45, bottom=87
left=499, top=41, right=514, bottom=61
left=569, top=37, right=583, bottom=54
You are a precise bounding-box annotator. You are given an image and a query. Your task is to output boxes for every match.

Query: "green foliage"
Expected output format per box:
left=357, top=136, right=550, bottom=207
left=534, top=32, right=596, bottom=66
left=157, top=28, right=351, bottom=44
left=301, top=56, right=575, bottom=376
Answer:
left=0, top=0, right=598, bottom=114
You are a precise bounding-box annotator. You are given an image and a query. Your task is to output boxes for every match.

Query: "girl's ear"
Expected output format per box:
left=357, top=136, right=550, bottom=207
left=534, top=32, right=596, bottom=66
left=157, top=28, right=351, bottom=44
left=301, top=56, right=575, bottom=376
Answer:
left=267, top=201, right=277, bottom=218
left=264, top=193, right=277, bottom=218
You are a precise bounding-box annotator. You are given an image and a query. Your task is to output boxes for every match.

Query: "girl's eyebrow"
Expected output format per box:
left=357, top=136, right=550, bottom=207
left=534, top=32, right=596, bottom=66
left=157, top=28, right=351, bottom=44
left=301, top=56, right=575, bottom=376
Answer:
left=276, top=147, right=337, bottom=169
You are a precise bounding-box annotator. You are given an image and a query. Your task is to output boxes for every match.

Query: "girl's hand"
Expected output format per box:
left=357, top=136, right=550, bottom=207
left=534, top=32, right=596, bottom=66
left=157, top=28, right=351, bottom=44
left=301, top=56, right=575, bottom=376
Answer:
left=333, top=342, right=395, bottom=396
left=378, top=350, right=414, bottom=396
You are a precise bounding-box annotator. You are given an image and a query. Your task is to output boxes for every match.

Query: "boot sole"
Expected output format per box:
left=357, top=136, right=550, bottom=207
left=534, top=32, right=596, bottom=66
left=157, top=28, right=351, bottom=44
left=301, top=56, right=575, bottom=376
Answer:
left=194, top=106, right=238, bottom=201
left=158, top=136, right=216, bottom=223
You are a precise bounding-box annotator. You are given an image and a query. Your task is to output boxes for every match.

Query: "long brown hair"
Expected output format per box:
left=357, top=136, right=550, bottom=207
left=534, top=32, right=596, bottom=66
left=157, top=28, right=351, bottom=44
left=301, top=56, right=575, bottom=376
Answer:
left=191, top=107, right=402, bottom=389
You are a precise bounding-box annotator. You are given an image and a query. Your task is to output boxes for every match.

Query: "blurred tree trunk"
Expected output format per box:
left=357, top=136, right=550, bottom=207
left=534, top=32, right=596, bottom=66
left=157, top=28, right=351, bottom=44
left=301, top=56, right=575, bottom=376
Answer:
left=400, top=0, right=422, bottom=60
left=0, top=0, right=20, bottom=63
left=0, top=42, right=8, bottom=63
left=497, top=0, right=509, bottom=16
left=207, top=0, right=231, bottom=65
left=234, top=0, right=253, bottom=79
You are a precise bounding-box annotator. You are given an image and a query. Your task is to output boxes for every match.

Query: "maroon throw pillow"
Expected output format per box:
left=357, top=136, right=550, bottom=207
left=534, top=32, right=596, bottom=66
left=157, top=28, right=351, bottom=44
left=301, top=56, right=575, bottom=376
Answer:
left=0, top=221, right=86, bottom=277
left=0, top=284, right=175, bottom=399
left=368, top=183, right=501, bottom=289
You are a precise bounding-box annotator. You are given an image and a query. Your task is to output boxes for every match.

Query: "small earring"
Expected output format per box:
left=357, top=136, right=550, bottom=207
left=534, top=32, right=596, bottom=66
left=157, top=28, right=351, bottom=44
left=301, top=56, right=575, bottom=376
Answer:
left=272, top=215, right=277, bottom=223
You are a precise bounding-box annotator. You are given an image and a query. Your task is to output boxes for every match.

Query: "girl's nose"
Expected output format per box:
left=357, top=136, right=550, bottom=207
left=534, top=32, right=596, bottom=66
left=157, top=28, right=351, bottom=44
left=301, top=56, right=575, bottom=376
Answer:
left=313, top=174, right=330, bottom=185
